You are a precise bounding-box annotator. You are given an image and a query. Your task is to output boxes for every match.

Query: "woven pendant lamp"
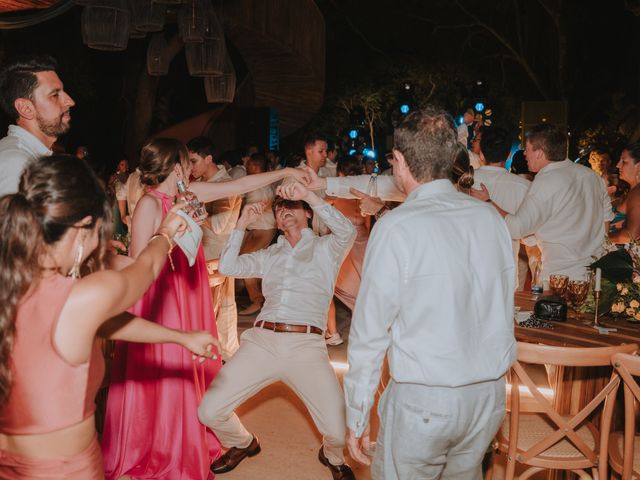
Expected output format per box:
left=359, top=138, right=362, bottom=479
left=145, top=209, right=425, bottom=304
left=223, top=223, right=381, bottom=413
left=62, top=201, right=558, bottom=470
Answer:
left=147, top=33, right=170, bottom=75
left=177, top=0, right=206, bottom=43
left=81, top=0, right=130, bottom=51
left=129, top=0, right=165, bottom=32
left=204, top=53, right=235, bottom=103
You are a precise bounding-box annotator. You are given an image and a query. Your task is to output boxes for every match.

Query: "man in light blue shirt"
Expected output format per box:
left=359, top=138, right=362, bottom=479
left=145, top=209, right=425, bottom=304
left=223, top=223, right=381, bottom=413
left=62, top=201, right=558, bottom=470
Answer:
left=0, top=54, right=75, bottom=196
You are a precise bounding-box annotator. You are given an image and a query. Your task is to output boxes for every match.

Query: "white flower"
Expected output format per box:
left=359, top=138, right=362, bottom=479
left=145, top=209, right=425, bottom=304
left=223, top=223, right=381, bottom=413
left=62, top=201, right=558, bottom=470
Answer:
left=631, top=300, right=639, bottom=309
left=622, top=287, right=629, bottom=296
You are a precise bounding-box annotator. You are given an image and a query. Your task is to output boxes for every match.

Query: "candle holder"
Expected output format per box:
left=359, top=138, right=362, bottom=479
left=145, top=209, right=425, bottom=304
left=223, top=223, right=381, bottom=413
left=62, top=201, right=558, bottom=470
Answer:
left=592, top=289, right=617, bottom=333
left=593, top=290, right=601, bottom=327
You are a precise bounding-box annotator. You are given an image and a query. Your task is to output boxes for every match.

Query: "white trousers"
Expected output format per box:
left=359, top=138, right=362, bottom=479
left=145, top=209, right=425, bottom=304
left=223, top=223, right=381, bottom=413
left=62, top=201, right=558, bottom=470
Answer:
left=372, top=378, right=505, bottom=480
left=198, top=327, right=347, bottom=465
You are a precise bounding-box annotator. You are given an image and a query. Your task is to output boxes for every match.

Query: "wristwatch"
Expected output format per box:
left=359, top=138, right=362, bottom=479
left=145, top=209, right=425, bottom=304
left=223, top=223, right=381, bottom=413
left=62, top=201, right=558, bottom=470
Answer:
left=374, top=205, right=390, bottom=220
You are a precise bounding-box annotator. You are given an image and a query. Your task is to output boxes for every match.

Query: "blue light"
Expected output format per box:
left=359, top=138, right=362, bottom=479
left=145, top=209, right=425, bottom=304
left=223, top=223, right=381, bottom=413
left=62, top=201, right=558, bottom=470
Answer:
left=348, top=129, right=358, bottom=139
left=458, top=115, right=464, bottom=125
left=474, top=102, right=485, bottom=112
left=400, top=104, right=410, bottom=114
left=362, top=148, right=376, bottom=159
left=348, top=149, right=357, bottom=155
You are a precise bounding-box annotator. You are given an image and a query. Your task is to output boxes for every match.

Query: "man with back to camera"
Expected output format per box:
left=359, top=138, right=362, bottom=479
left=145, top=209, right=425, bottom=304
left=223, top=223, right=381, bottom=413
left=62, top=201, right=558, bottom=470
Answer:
left=471, top=123, right=613, bottom=282
left=345, top=106, right=516, bottom=479
left=0, top=54, right=75, bottom=196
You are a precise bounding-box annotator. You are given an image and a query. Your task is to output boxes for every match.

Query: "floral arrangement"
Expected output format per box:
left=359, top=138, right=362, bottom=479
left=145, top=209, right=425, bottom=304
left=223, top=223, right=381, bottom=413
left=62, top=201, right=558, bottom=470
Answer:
left=589, top=241, right=640, bottom=322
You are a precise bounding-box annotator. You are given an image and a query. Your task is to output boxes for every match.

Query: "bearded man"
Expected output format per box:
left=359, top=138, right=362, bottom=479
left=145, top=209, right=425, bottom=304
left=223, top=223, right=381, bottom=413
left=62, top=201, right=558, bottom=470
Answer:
left=0, top=54, right=75, bottom=196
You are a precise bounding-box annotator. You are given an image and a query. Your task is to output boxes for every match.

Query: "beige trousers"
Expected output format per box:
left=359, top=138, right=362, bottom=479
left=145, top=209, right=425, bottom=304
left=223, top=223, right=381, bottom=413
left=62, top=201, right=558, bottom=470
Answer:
left=197, top=327, right=347, bottom=466
left=240, top=229, right=276, bottom=304
left=372, top=378, right=505, bottom=480
left=210, top=275, right=240, bottom=360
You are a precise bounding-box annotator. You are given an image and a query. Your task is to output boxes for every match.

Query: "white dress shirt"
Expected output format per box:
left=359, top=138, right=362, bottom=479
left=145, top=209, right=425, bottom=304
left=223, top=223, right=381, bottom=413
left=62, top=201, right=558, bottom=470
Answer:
left=219, top=203, right=356, bottom=329
left=344, top=179, right=516, bottom=436
left=505, top=160, right=613, bottom=281
left=228, top=164, right=247, bottom=180
left=0, top=125, right=52, bottom=196
left=473, top=165, right=532, bottom=272
left=202, top=167, right=241, bottom=261
left=325, top=175, right=406, bottom=202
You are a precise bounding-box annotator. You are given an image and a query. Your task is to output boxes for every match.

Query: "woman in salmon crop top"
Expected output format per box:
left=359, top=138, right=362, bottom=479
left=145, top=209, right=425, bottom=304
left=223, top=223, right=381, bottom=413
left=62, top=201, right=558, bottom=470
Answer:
left=0, top=155, right=219, bottom=480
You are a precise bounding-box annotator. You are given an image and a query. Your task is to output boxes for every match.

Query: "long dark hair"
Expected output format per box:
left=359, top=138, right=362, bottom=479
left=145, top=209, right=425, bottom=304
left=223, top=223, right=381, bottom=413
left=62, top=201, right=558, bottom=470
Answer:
left=0, top=155, right=109, bottom=405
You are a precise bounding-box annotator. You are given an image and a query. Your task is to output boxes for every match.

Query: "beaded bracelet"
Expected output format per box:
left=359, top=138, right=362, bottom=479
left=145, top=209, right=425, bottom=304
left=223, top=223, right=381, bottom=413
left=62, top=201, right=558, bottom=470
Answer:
left=149, top=232, right=175, bottom=271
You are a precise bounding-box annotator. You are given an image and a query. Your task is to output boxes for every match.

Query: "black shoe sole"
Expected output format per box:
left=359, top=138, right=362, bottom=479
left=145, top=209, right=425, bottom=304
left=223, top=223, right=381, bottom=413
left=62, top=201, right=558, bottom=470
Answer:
left=211, top=444, right=262, bottom=474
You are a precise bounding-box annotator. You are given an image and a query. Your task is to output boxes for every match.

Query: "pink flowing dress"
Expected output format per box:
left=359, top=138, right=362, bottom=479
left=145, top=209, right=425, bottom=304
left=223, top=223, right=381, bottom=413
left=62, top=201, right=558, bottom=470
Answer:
left=102, top=189, right=222, bottom=480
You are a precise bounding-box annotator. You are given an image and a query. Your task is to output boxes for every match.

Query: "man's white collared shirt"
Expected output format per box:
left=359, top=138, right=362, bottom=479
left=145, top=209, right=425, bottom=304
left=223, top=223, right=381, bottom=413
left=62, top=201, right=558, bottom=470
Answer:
left=344, top=180, right=516, bottom=436
left=219, top=203, right=356, bottom=330
left=473, top=165, right=532, bottom=270
left=505, top=160, right=613, bottom=280
left=0, top=125, right=52, bottom=196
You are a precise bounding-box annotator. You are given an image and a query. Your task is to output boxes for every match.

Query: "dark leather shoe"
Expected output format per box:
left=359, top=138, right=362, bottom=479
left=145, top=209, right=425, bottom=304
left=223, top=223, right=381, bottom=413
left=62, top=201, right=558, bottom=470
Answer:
left=318, top=446, right=356, bottom=480
left=211, top=436, right=261, bottom=474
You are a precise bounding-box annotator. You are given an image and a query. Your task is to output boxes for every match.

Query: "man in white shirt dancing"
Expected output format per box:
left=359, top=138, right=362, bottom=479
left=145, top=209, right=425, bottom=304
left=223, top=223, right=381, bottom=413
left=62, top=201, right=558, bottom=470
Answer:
left=198, top=180, right=357, bottom=480
left=345, top=106, right=516, bottom=480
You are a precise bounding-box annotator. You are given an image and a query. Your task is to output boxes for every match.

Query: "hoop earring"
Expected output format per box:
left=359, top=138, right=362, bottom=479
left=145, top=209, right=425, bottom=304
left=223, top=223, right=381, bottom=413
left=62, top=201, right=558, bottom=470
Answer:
left=68, top=244, right=84, bottom=279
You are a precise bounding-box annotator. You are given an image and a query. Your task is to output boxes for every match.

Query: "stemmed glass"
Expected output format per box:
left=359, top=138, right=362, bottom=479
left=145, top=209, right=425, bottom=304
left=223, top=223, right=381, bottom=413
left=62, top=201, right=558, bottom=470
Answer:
left=549, top=274, right=569, bottom=299
left=566, top=279, right=591, bottom=319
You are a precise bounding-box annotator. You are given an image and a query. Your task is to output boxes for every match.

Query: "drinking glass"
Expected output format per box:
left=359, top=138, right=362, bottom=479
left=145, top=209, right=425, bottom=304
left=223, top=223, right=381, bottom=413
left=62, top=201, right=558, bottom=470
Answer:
left=549, top=274, right=569, bottom=298
left=567, top=279, right=591, bottom=316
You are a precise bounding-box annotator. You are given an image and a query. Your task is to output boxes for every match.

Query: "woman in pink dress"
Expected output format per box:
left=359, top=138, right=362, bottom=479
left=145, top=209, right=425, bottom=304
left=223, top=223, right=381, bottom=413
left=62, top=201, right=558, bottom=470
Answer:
left=102, top=138, right=307, bottom=479
left=0, top=155, right=215, bottom=480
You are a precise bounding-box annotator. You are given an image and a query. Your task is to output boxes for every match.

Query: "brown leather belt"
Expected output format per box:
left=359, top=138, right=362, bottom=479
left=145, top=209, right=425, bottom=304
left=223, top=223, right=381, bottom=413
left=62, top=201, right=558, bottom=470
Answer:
left=255, top=320, right=323, bottom=336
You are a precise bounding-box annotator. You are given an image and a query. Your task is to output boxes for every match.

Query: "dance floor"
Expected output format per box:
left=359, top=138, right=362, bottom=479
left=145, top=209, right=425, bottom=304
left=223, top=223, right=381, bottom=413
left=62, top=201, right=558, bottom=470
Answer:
left=225, top=298, right=373, bottom=480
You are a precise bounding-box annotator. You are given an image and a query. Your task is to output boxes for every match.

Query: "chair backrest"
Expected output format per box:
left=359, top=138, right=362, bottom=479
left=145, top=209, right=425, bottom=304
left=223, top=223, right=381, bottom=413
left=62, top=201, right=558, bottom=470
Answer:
left=611, top=352, right=640, bottom=480
left=507, top=342, right=638, bottom=469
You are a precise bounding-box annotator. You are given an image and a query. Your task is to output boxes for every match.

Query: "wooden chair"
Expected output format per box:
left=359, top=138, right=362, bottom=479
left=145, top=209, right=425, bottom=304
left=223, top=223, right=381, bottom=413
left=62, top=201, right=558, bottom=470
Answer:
left=491, top=342, right=637, bottom=480
left=610, top=352, right=640, bottom=479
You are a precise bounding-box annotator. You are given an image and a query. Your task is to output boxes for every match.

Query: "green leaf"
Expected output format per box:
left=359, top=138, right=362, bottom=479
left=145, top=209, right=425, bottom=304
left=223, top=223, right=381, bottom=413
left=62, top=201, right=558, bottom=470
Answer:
left=590, top=249, right=633, bottom=282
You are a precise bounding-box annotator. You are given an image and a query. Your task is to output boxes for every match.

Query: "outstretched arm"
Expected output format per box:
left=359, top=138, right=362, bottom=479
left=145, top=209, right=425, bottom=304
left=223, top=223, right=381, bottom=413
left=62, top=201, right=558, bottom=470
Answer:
left=98, top=312, right=219, bottom=361
left=190, top=168, right=309, bottom=203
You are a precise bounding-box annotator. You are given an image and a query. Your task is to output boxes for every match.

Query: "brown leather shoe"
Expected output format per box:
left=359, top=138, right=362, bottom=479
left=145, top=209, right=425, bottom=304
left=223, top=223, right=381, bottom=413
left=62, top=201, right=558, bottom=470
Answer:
left=318, top=446, right=356, bottom=480
left=210, top=436, right=261, bottom=474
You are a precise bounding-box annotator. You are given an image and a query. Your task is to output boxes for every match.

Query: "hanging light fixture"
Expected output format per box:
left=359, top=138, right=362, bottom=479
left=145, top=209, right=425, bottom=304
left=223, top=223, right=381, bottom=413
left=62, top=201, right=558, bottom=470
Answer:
left=129, top=0, right=166, bottom=32
left=81, top=0, right=130, bottom=51
left=204, top=53, right=236, bottom=103
left=147, top=33, right=170, bottom=75
left=185, top=7, right=224, bottom=76
left=177, top=0, right=205, bottom=43
left=153, top=0, right=184, bottom=6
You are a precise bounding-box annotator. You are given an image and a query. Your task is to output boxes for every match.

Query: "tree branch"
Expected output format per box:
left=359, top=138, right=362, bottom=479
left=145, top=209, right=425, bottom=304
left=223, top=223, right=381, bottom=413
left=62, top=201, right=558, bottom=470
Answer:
left=453, top=0, right=550, bottom=99
left=328, top=0, right=389, bottom=58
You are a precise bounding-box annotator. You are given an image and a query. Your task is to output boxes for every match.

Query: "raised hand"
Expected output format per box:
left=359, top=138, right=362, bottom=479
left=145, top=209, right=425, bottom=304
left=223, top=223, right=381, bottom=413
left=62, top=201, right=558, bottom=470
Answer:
left=158, top=200, right=190, bottom=237
left=283, top=167, right=311, bottom=187
left=275, top=180, right=309, bottom=201
left=237, top=202, right=267, bottom=230
left=301, top=166, right=327, bottom=191
left=349, top=187, right=385, bottom=217
left=180, top=330, right=220, bottom=363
